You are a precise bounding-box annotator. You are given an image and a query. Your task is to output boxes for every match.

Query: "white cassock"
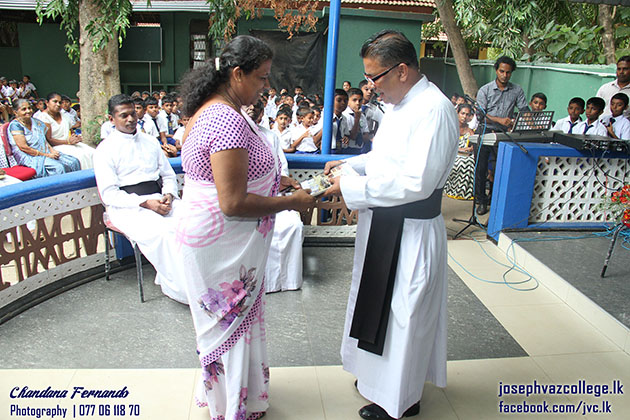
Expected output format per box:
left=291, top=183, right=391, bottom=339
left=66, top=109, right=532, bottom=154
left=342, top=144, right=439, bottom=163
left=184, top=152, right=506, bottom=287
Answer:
left=93, top=128, right=187, bottom=304
left=258, top=125, right=304, bottom=293
left=339, top=77, right=458, bottom=418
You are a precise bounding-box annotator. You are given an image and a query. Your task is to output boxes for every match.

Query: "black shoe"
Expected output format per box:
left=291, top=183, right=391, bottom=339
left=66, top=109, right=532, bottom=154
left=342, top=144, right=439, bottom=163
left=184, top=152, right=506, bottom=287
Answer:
left=476, top=203, right=488, bottom=216
left=358, top=402, right=420, bottom=420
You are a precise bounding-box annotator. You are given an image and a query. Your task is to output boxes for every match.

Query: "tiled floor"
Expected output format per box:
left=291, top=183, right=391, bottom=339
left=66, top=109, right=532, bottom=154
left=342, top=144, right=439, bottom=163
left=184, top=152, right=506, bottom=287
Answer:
left=2, top=200, right=629, bottom=419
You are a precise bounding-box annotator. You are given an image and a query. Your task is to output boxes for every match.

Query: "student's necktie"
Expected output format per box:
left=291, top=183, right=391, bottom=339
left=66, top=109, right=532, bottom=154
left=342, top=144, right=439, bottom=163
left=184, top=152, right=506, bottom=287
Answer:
left=350, top=112, right=363, bottom=146
left=138, top=119, right=145, bottom=133
left=568, top=121, right=578, bottom=134
left=334, top=117, right=342, bottom=149
left=167, top=114, right=173, bottom=134
left=583, top=124, right=593, bottom=134
left=152, top=117, right=160, bottom=132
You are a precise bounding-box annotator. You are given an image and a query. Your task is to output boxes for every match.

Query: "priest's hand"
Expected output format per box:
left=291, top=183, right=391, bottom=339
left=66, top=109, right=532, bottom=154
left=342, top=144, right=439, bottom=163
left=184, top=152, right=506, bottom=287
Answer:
left=161, top=193, right=174, bottom=207
left=141, top=198, right=172, bottom=216
left=324, top=160, right=343, bottom=175
left=323, top=176, right=342, bottom=198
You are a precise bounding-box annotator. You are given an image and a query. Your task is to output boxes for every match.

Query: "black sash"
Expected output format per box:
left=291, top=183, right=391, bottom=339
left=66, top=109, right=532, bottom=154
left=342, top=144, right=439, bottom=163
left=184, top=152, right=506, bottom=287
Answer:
left=349, top=188, right=443, bottom=355
left=120, top=179, right=162, bottom=196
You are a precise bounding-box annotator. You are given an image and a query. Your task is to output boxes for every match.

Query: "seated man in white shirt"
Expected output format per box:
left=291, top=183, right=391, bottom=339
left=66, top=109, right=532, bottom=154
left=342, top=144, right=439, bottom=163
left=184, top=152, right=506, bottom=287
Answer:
left=248, top=100, right=304, bottom=293
left=94, top=94, right=187, bottom=304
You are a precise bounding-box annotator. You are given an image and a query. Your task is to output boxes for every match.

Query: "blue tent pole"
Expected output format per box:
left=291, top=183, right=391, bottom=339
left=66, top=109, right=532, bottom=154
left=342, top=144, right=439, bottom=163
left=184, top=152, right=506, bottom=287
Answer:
left=321, top=1, right=341, bottom=155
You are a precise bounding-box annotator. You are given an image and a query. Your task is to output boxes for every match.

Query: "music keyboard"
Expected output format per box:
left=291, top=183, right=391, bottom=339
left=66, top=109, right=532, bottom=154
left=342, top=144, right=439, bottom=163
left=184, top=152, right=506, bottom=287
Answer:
left=467, top=131, right=554, bottom=146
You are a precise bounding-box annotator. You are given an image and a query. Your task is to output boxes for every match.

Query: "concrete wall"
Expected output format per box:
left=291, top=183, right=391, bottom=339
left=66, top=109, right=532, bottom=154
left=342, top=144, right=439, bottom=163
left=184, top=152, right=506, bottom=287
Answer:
left=421, top=58, right=617, bottom=120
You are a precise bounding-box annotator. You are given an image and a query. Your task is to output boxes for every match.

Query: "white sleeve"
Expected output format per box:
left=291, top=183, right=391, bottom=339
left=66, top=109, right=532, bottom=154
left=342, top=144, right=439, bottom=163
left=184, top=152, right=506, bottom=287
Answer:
left=158, top=151, right=179, bottom=197
left=341, top=105, right=458, bottom=210
left=156, top=114, right=168, bottom=133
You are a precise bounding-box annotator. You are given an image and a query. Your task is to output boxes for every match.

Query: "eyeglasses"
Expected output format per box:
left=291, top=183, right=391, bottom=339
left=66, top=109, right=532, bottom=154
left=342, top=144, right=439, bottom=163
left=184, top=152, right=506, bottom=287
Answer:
left=364, top=63, right=402, bottom=84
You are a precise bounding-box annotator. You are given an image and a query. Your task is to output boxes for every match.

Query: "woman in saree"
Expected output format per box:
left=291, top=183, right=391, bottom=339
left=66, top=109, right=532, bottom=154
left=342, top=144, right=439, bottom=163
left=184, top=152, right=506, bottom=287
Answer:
left=176, top=36, right=315, bottom=419
left=444, top=103, right=476, bottom=200
left=8, top=99, right=80, bottom=177
left=36, top=92, right=94, bottom=169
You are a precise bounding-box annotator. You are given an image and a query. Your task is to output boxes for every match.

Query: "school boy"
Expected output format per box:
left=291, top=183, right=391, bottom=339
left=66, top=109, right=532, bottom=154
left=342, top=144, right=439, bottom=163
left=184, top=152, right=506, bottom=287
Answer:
left=134, top=98, right=159, bottom=139
left=575, top=97, right=608, bottom=136
left=343, top=88, right=372, bottom=154
left=156, top=95, right=180, bottom=152
left=552, top=97, right=585, bottom=134
left=601, top=93, right=630, bottom=140
left=291, top=107, right=320, bottom=154
left=529, top=92, right=547, bottom=112
left=272, top=107, right=295, bottom=153
left=331, top=89, right=351, bottom=153
left=145, top=98, right=177, bottom=156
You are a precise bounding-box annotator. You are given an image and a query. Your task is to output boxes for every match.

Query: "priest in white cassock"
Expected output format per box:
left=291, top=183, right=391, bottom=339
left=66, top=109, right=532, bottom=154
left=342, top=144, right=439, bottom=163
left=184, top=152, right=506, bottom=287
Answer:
left=324, top=30, right=458, bottom=420
left=247, top=100, right=305, bottom=293
left=94, top=94, right=187, bottom=304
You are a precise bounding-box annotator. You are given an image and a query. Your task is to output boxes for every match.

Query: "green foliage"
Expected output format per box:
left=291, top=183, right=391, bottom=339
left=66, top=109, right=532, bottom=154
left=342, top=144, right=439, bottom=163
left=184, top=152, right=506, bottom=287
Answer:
left=35, top=0, right=136, bottom=64
left=429, top=0, right=628, bottom=64
left=525, top=22, right=605, bottom=64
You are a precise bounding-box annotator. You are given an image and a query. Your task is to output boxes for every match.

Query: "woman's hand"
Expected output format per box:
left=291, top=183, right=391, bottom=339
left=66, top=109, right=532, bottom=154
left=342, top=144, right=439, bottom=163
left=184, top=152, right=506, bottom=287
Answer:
left=69, top=134, right=82, bottom=145
left=48, top=150, right=61, bottom=159
left=280, top=176, right=300, bottom=192
left=290, top=189, right=316, bottom=212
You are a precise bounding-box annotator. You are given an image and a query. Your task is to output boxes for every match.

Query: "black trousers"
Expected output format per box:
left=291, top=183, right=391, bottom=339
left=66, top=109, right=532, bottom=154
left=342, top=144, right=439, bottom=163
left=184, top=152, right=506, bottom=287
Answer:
left=473, top=142, right=497, bottom=205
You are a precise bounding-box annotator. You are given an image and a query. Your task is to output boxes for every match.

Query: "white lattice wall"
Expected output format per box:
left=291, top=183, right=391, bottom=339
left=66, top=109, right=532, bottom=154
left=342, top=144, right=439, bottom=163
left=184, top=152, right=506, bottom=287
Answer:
left=0, top=187, right=101, bottom=230
left=289, top=169, right=320, bottom=182
left=529, top=156, right=630, bottom=223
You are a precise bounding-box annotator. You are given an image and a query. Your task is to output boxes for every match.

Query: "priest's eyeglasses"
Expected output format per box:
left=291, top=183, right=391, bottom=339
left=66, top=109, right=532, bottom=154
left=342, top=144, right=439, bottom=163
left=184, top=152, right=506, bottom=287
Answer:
left=364, top=63, right=402, bottom=84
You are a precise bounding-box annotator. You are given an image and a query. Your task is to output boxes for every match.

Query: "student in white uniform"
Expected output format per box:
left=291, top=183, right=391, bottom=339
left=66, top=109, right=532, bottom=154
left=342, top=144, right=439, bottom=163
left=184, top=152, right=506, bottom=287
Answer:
left=601, top=93, right=630, bottom=140
left=133, top=97, right=159, bottom=139
left=575, top=97, right=608, bottom=136
left=324, top=30, right=458, bottom=420
left=552, top=97, right=585, bottom=134
left=94, top=94, right=187, bottom=304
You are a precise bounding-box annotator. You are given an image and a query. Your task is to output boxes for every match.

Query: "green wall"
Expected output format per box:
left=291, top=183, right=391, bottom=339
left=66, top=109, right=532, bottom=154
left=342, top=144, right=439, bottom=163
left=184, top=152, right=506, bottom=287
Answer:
left=17, top=23, right=79, bottom=98
left=0, top=47, right=23, bottom=81
left=421, top=58, right=617, bottom=120
left=334, top=9, right=425, bottom=89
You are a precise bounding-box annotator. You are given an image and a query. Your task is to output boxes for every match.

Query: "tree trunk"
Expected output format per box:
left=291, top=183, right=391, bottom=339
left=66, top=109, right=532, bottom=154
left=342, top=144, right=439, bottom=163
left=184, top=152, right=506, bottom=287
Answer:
left=598, top=4, right=616, bottom=65
left=434, top=0, right=478, bottom=97
left=78, top=0, right=121, bottom=146
left=522, top=32, right=534, bottom=59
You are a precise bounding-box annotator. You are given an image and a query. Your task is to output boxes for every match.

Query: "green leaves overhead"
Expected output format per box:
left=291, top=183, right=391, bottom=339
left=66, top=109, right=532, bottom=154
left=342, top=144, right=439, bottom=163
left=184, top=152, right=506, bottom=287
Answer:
left=36, top=0, right=134, bottom=64
left=426, top=0, right=629, bottom=64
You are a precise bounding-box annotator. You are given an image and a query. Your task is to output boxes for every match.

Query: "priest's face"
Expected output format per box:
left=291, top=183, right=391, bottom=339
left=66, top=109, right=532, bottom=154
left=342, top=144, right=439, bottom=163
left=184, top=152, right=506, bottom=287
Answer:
left=110, top=103, right=138, bottom=134
left=363, top=57, right=404, bottom=105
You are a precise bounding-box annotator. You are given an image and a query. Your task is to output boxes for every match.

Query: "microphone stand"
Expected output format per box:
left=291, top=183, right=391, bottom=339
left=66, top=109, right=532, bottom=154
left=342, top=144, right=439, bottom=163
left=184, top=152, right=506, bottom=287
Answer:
left=452, top=96, right=487, bottom=239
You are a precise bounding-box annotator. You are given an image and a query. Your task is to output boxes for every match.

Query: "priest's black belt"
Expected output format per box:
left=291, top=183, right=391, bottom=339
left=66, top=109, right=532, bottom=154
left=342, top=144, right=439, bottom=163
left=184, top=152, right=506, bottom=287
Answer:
left=349, top=188, right=443, bottom=356
left=120, top=179, right=162, bottom=196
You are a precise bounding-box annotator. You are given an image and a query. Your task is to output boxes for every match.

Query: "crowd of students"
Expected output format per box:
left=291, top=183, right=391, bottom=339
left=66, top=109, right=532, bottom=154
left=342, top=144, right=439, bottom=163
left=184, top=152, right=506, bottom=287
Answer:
left=449, top=86, right=630, bottom=139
